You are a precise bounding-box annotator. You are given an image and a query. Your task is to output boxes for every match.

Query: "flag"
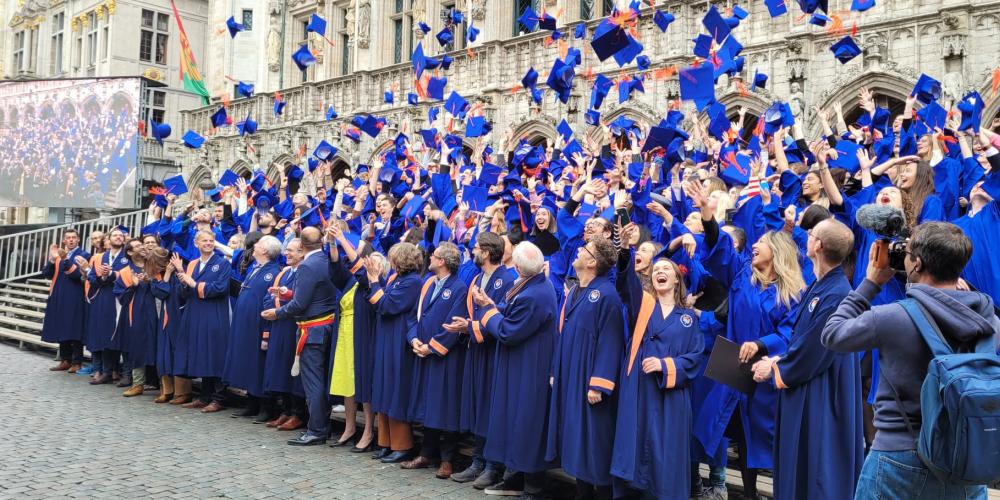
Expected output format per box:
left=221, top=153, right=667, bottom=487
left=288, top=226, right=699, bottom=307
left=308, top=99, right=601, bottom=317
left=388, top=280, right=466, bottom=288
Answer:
left=170, top=0, right=210, bottom=105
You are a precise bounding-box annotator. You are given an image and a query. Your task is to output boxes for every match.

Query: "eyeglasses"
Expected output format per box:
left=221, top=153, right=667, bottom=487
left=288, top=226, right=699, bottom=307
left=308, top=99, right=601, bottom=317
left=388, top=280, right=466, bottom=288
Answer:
left=580, top=245, right=595, bottom=260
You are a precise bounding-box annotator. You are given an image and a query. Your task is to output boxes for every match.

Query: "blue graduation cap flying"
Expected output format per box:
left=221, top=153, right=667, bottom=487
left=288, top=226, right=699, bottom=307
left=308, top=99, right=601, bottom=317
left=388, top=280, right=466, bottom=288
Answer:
left=957, top=91, right=984, bottom=133
left=518, top=6, right=540, bottom=31
left=150, top=121, right=171, bottom=145
left=237, top=81, right=254, bottom=99
left=830, top=36, right=861, bottom=64
left=226, top=16, right=244, bottom=38
left=237, top=114, right=257, bottom=136
left=468, top=22, right=480, bottom=43
left=291, top=44, right=317, bottom=70
left=210, top=106, right=229, bottom=128
left=654, top=10, right=675, bottom=32
left=314, top=140, right=337, bottom=161
left=163, top=175, right=189, bottom=196
left=182, top=130, right=204, bottom=149
left=306, top=13, right=327, bottom=36
left=912, top=74, right=942, bottom=105
left=444, top=91, right=468, bottom=116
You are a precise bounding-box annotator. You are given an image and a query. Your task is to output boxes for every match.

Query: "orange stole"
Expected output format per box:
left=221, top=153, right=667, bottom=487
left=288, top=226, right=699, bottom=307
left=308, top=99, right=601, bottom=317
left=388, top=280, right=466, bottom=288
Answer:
left=415, top=278, right=436, bottom=321
left=625, top=292, right=657, bottom=376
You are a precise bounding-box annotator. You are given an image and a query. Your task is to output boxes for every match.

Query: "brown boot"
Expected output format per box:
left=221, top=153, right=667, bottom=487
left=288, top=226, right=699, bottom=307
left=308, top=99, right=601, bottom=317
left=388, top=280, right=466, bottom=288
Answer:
left=67, top=364, right=81, bottom=374
left=154, top=393, right=174, bottom=403
left=435, top=462, right=453, bottom=479
left=123, top=385, right=144, bottom=397
left=267, top=414, right=290, bottom=428
left=169, top=394, right=192, bottom=405
left=277, top=415, right=304, bottom=430
left=49, top=360, right=71, bottom=371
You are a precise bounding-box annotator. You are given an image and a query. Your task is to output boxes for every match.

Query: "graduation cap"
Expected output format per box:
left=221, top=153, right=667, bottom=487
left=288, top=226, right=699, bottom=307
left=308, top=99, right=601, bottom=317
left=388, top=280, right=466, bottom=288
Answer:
left=418, top=128, right=439, bottom=150
left=360, top=115, right=386, bottom=138
left=751, top=70, right=768, bottom=91
left=404, top=92, right=417, bottom=106
left=307, top=157, right=320, bottom=172
left=539, top=12, right=557, bottom=31
left=612, top=34, right=644, bottom=68
left=466, top=116, right=490, bottom=137
left=557, top=119, right=574, bottom=142
left=428, top=106, right=440, bottom=123
left=182, top=130, right=204, bottom=149
left=809, top=13, right=830, bottom=26
left=449, top=8, right=465, bottom=25
left=306, top=13, right=327, bottom=36
left=642, top=125, right=688, bottom=154
left=585, top=109, right=601, bottom=126
left=237, top=81, right=254, bottom=99
left=436, top=27, right=454, bottom=47
left=226, top=16, right=244, bottom=38
left=401, top=194, right=427, bottom=220
left=237, top=114, right=257, bottom=136
left=912, top=74, right=942, bottom=105
left=733, top=5, right=750, bottom=18
left=851, top=0, right=876, bottom=11
left=546, top=58, right=576, bottom=104
left=253, top=187, right=279, bottom=210
left=249, top=170, right=269, bottom=192
left=384, top=90, right=394, bottom=104
left=440, top=54, right=454, bottom=71
left=427, top=76, right=448, bottom=100
left=444, top=91, right=468, bottom=116
left=314, top=140, right=337, bottom=161
left=468, top=22, right=480, bottom=43
left=702, top=5, right=731, bottom=43
left=418, top=21, right=431, bottom=34
left=150, top=121, right=171, bottom=145
left=218, top=169, right=239, bottom=187
left=764, top=0, right=788, bottom=16
left=210, top=106, right=229, bottom=128
left=291, top=43, right=317, bottom=70
left=720, top=152, right=752, bottom=187
left=796, top=0, right=826, bottom=13
left=957, top=91, right=984, bottom=133
left=163, top=175, right=189, bottom=196
left=574, top=23, right=586, bottom=39
left=522, top=67, right=539, bottom=89
left=707, top=103, right=731, bottom=140
left=679, top=65, right=715, bottom=109
left=412, top=42, right=429, bottom=79
left=981, top=171, right=1000, bottom=200
left=828, top=139, right=862, bottom=173
left=274, top=99, right=287, bottom=116
left=634, top=51, right=651, bottom=69
left=916, top=101, right=947, bottom=130
left=286, top=164, right=305, bottom=183
left=692, top=34, right=713, bottom=59
left=590, top=19, right=632, bottom=62
left=518, top=5, right=540, bottom=31
left=830, top=36, right=861, bottom=64
left=618, top=75, right=645, bottom=103
left=590, top=74, right=614, bottom=110
left=654, top=10, right=675, bottom=32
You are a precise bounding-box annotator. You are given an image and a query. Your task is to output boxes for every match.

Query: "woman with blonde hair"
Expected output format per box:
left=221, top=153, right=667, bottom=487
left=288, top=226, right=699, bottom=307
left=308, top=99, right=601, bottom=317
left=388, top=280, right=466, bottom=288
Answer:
left=688, top=181, right=803, bottom=500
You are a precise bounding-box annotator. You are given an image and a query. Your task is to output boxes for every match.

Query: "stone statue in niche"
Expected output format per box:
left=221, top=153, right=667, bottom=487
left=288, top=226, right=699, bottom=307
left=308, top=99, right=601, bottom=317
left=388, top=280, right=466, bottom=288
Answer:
left=411, top=0, right=426, bottom=38
left=267, top=26, right=281, bottom=72
left=469, top=0, right=487, bottom=20
left=357, top=0, right=371, bottom=49
left=788, top=82, right=805, bottom=120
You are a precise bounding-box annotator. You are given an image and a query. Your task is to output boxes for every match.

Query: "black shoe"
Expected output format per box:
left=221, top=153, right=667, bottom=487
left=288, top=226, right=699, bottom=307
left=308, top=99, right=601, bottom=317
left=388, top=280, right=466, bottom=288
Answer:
left=231, top=406, right=259, bottom=418
left=330, top=429, right=359, bottom=447
left=351, top=440, right=376, bottom=453
left=252, top=410, right=274, bottom=424
left=380, top=450, right=415, bottom=464
left=484, top=478, right=525, bottom=496
left=371, top=447, right=390, bottom=460
left=287, top=433, right=327, bottom=446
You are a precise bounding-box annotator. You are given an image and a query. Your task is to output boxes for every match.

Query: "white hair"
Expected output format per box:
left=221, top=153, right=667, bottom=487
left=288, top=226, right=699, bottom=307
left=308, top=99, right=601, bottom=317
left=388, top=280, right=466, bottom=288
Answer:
left=512, top=241, right=544, bottom=278
left=257, top=235, right=283, bottom=260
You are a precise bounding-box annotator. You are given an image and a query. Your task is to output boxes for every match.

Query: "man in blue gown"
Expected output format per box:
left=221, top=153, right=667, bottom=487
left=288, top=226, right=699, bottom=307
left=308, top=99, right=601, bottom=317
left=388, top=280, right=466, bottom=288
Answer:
left=41, top=229, right=89, bottom=372
left=752, top=218, right=864, bottom=499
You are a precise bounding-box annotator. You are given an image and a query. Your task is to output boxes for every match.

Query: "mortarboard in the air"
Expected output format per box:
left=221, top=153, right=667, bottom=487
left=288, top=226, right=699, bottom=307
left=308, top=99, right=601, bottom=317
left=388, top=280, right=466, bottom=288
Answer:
left=546, top=58, right=576, bottom=104
left=449, top=8, right=464, bottom=25
left=627, top=162, right=645, bottom=183
left=856, top=106, right=892, bottom=136
left=654, top=10, right=675, bottom=32
left=679, top=65, right=715, bottom=110
left=642, top=125, right=687, bottom=154
left=522, top=67, right=539, bottom=89
left=326, top=106, right=338, bottom=121
left=466, top=116, right=490, bottom=137
left=707, top=102, right=731, bottom=140
left=182, top=130, right=205, bottom=149
left=291, top=43, right=317, bottom=70
left=237, top=81, right=254, bottom=98
left=479, top=163, right=501, bottom=185
left=702, top=5, right=731, bottom=43
left=163, top=175, right=189, bottom=196
left=436, top=27, right=453, bottom=47
left=412, top=42, right=429, bottom=78
left=314, top=140, right=337, bottom=161
left=981, top=171, right=1000, bottom=200
left=585, top=108, right=601, bottom=126
left=752, top=70, right=768, bottom=91
left=529, top=86, right=543, bottom=104
left=407, top=92, right=418, bottom=105
left=830, top=36, right=861, bottom=64
left=637, top=55, right=651, bottom=71
left=226, top=16, right=244, bottom=38
left=427, top=76, right=448, bottom=100
left=828, top=140, right=862, bottom=173
left=610, top=116, right=637, bottom=137
left=307, top=13, right=327, bottom=36
left=237, top=114, right=257, bottom=136
left=590, top=74, right=614, bottom=110
left=733, top=5, right=750, bottom=18
left=441, top=54, right=454, bottom=70
left=462, top=185, right=490, bottom=212
left=957, top=91, right=984, bottom=133
left=562, top=139, right=584, bottom=163
left=809, top=13, right=830, bottom=26
left=307, top=157, right=319, bottom=172
left=912, top=74, right=942, bottom=104
left=444, top=91, right=469, bottom=116
left=218, top=169, right=239, bottom=187
left=618, top=75, right=645, bottom=103
left=764, top=0, right=787, bottom=17
left=360, top=115, right=386, bottom=138
left=286, top=164, right=305, bottom=182
left=718, top=34, right=744, bottom=62
left=401, top=194, right=427, bottom=220
left=557, top=119, right=573, bottom=142
left=518, top=6, right=540, bottom=31
left=796, top=0, right=823, bottom=13
left=574, top=23, right=586, bottom=39
left=539, top=12, right=557, bottom=31
left=418, top=21, right=431, bottom=34
left=249, top=170, right=268, bottom=192
left=207, top=187, right=223, bottom=203
left=692, top=34, right=713, bottom=58
left=719, top=152, right=752, bottom=187
left=851, top=0, right=876, bottom=11
left=590, top=19, right=631, bottom=62
left=427, top=106, right=440, bottom=123
left=210, top=106, right=229, bottom=128
left=150, top=121, right=171, bottom=145
left=468, top=22, right=480, bottom=43
left=916, top=101, right=947, bottom=130
left=384, top=90, right=394, bottom=104
left=419, top=128, right=439, bottom=149
left=565, top=47, right=582, bottom=67
left=350, top=115, right=366, bottom=128
left=274, top=99, right=287, bottom=116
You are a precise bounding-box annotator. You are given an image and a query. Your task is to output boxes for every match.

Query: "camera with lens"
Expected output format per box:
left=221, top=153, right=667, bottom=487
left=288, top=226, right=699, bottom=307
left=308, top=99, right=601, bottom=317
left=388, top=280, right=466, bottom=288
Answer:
left=855, top=204, right=910, bottom=271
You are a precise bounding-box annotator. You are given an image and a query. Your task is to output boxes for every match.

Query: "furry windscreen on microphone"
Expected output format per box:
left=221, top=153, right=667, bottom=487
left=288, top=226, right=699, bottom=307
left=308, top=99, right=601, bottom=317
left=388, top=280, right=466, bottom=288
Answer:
left=855, top=203, right=907, bottom=237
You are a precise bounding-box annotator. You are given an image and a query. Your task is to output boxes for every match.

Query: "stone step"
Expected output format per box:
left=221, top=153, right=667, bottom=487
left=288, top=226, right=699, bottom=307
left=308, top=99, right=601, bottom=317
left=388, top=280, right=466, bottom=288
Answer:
left=0, top=326, right=57, bottom=349
left=0, top=304, right=45, bottom=320
left=4, top=282, right=50, bottom=292
left=27, top=278, right=50, bottom=286
left=1, top=288, right=49, bottom=301
left=0, top=314, right=43, bottom=332
left=0, top=296, right=47, bottom=310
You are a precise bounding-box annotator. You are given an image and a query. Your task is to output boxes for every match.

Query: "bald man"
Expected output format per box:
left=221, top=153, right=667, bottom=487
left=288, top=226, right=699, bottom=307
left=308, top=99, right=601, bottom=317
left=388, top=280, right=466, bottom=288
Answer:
left=752, top=218, right=864, bottom=500
left=262, top=227, right=340, bottom=446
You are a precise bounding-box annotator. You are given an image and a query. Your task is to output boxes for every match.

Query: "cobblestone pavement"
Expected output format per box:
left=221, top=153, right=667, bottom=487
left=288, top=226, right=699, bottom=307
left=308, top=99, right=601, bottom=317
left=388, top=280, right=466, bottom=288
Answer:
left=0, top=344, right=568, bottom=499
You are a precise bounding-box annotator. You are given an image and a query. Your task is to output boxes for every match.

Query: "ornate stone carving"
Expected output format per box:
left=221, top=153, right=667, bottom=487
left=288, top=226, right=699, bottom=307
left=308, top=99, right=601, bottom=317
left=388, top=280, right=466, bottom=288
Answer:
left=106, top=0, right=116, bottom=15
left=787, top=58, right=807, bottom=81
left=941, top=34, right=965, bottom=57
left=411, top=0, right=426, bottom=38
left=942, top=12, right=960, bottom=31
left=786, top=39, right=803, bottom=55
left=469, top=0, right=486, bottom=21
left=357, top=0, right=371, bottom=49
left=142, top=67, right=164, bottom=82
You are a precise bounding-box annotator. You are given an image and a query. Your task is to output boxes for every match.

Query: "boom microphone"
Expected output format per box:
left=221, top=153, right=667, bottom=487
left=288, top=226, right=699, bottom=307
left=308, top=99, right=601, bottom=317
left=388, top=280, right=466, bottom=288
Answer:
left=855, top=204, right=906, bottom=238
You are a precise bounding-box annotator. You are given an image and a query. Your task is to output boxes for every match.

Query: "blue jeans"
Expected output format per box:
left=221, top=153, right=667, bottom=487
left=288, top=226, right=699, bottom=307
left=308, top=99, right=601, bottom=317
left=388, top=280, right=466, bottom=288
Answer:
left=855, top=450, right=986, bottom=500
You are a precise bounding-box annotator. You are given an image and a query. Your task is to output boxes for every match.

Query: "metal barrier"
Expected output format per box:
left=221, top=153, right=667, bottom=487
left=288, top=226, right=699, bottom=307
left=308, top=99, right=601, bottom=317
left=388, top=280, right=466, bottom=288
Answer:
left=0, top=209, right=150, bottom=283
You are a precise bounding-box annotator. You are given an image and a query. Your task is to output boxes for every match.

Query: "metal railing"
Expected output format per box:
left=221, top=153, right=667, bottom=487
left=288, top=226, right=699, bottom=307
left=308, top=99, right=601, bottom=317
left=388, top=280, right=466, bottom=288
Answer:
left=0, top=209, right=149, bottom=283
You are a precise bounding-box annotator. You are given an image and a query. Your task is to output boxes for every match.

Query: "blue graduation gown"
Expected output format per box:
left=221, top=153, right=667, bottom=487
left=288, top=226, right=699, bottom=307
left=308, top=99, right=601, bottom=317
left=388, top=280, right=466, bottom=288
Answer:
left=151, top=274, right=183, bottom=377
left=545, top=275, right=625, bottom=486
left=173, top=254, right=232, bottom=378
left=956, top=202, right=1000, bottom=304
left=368, top=271, right=422, bottom=421
left=696, top=229, right=797, bottom=469
left=344, top=257, right=378, bottom=404
left=772, top=267, right=864, bottom=500
left=407, top=274, right=468, bottom=431
left=611, top=259, right=705, bottom=499
left=478, top=272, right=558, bottom=474
left=223, top=260, right=281, bottom=397
left=83, top=250, right=129, bottom=352
left=113, top=264, right=158, bottom=367
left=460, top=267, right=516, bottom=437
left=262, top=266, right=303, bottom=397
left=40, top=247, right=89, bottom=344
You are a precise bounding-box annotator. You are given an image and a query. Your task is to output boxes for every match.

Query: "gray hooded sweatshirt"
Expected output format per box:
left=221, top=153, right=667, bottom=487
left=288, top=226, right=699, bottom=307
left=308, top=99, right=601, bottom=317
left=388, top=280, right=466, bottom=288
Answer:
left=822, top=280, right=1000, bottom=452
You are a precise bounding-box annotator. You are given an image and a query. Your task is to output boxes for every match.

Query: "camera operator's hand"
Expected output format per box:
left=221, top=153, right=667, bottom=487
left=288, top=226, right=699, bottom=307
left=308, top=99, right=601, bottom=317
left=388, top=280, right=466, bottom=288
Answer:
left=866, top=241, right=897, bottom=286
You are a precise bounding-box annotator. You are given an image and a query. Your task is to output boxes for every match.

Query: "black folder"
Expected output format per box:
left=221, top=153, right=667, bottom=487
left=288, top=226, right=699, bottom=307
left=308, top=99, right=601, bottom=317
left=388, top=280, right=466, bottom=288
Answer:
left=704, top=335, right=764, bottom=395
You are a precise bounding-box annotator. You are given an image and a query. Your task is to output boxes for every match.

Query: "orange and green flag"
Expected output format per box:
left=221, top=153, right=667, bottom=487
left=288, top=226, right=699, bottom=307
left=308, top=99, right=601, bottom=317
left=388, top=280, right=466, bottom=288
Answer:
left=170, top=0, right=210, bottom=105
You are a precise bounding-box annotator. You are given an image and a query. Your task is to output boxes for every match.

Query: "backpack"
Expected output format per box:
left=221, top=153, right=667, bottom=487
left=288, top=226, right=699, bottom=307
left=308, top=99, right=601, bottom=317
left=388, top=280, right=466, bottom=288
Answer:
left=887, top=298, right=1000, bottom=485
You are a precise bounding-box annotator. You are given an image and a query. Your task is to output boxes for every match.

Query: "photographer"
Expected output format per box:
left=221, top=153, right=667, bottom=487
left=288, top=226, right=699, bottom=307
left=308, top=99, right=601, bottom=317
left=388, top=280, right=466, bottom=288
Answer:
left=822, top=221, right=1000, bottom=498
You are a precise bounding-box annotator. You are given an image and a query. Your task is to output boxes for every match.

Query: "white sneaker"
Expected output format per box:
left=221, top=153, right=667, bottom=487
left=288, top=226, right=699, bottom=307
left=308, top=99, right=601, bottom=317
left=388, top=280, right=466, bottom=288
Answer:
left=332, top=404, right=345, bottom=413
